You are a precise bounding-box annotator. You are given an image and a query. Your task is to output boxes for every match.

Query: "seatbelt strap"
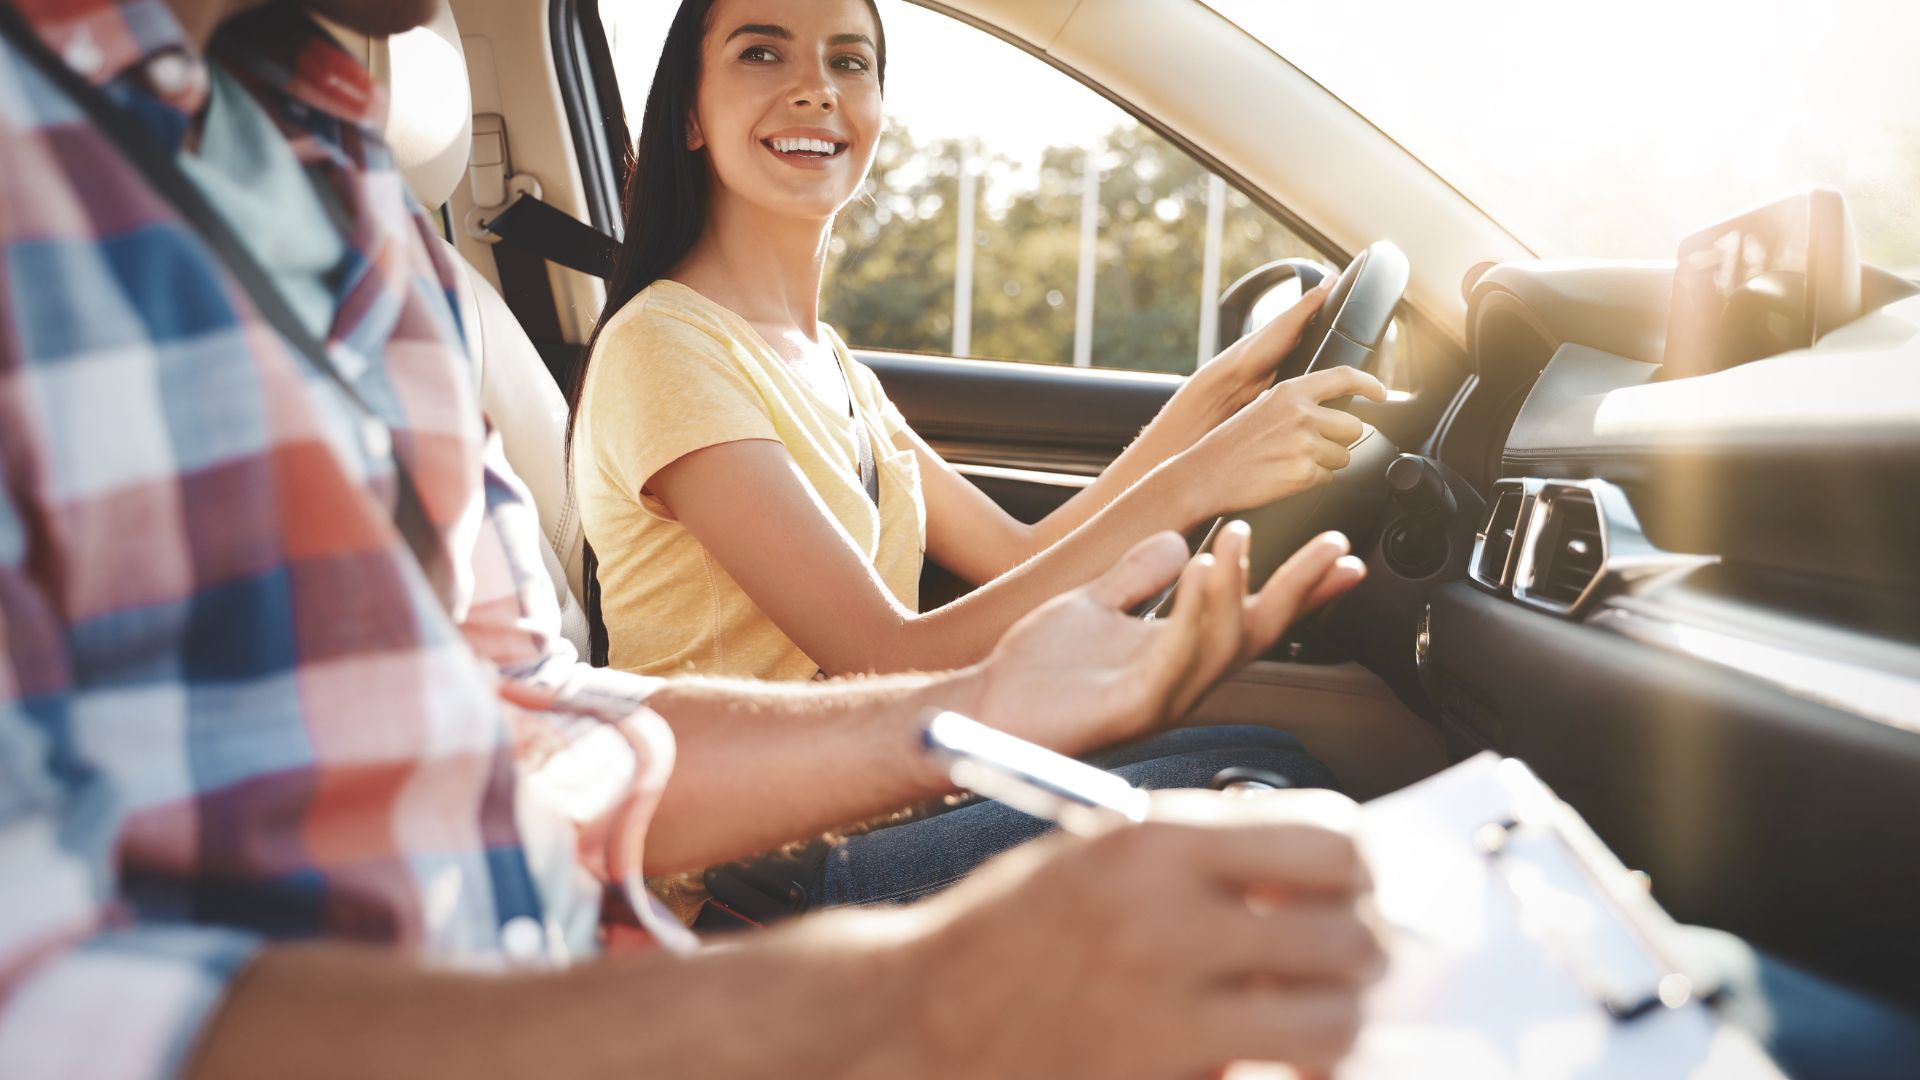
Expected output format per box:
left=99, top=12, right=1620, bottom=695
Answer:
left=0, top=6, right=445, bottom=586
left=484, top=190, right=878, bottom=505
left=485, top=193, right=620, bottom=279
left=481, top=193, right=616, bottom=388
left=834, top=351, right=880, bottom=508
left=489, top=235, right=566, bottom=351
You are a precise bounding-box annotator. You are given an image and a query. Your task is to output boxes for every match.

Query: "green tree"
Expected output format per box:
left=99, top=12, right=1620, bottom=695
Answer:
left=824, top=125, right=961, bottom=354
left=826, top=121, right=1325, bottom=373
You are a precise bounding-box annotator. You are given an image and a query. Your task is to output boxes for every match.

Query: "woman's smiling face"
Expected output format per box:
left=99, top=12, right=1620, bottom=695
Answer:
left=692, top=0, right=884, bottom=224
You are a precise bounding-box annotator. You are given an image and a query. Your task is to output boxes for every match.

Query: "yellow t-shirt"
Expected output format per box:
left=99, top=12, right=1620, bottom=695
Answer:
left=575, top=280, right=925, bottom=681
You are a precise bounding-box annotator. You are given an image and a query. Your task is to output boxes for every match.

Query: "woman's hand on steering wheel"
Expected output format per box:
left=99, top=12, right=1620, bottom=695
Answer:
left=1160, top=279, right=1334, bottom=450
left=1176, top=364, right=1388, bottom=517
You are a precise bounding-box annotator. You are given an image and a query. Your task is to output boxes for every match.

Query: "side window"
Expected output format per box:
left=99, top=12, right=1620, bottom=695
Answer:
left=600, top=1, right=1331, bottom=377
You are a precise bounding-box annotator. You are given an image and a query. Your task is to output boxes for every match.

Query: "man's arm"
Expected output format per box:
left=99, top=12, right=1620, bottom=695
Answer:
left=637, top=669, right=977, bottom=874
left=188, top=791, right=1383, bottom=1080
left=640, top=527, right=1365, bottom=875
left=188, top=912, right=925, bottom=1080
left=461, top=409, right=1364, bottom=878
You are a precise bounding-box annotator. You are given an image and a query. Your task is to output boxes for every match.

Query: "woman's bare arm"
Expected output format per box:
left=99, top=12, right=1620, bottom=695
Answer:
left=917, top=280, right=1343, bottom=584
left=648, top=437, right=1214, bottom=675
left=651, top=364, right=1376, bottom=676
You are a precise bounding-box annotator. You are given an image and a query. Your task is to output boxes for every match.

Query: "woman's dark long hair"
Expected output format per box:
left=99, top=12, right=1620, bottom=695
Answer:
left=567, top=0, right=887, bottom=666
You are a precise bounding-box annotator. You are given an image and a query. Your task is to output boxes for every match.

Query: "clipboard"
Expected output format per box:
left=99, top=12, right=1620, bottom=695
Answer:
left=1330, top=754, right=1783, bottom=1079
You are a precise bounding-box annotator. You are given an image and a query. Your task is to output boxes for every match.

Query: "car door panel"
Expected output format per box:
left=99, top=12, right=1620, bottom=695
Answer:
left=861, top=350, right=1147, bottom=604
left=859, top=349, right=1176, bottom=478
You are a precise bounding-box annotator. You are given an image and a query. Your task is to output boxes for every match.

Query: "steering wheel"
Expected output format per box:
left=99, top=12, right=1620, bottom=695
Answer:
left=1281, top=240, right=1411, bottom=387
left=1139, top=241, right=1410, bottom=619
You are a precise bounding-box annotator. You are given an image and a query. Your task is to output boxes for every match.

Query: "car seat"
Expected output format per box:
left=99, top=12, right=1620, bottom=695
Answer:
left=334, top=4, right=592, bottom=655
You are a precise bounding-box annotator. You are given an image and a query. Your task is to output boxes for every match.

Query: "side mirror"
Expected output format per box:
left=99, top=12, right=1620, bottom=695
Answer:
left=1218, top=258, right=1337, bottom=341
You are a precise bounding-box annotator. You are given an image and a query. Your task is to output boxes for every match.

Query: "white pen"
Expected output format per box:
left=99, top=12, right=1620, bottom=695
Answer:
left=921, top=709, right=1150, bottom=835
left=922, top=709, right=1430, bottom=957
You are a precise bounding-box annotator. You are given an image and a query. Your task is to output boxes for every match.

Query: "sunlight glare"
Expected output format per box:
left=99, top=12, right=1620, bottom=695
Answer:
left=1204, top=0, right=1920, bottom=268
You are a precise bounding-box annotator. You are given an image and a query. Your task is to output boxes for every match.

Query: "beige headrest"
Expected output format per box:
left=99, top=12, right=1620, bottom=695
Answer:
left=346, top=3, right=472, bottom=210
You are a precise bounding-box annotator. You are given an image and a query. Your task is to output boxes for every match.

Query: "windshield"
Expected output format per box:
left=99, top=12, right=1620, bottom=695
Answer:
left=1203, top=0, right=1920, bottom=276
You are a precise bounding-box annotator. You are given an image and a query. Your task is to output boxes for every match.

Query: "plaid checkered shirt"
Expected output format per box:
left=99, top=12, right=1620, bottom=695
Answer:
left=0, top=2, right=674, bottom=1075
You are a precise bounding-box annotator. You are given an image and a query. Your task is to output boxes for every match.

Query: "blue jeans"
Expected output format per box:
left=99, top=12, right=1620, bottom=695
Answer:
left=1686, top=928, right=1920, bottom=1080
left=814, top=725, right=1332, bottom=907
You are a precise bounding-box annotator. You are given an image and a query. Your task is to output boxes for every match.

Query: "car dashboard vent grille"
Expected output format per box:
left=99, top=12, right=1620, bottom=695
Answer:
left=1515, top=488, right=1605, bottom=612
left=1533, top=494, right=1603, bottom=604
left=1471, top=486, right=1527, bottom=589
left=1485, top=478, right=1713, bottom=617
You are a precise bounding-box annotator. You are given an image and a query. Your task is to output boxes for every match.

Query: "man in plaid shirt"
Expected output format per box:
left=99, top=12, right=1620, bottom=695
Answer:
left=0, top=0, right=1392, bottom=1076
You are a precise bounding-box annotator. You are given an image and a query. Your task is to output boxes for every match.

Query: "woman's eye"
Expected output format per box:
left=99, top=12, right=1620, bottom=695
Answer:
left=832, top=54, right=871, bottom=73
left=740, top=45, right=778, bottom=62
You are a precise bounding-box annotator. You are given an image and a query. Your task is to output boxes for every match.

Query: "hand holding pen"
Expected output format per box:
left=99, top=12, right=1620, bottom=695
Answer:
left=917, top=711, right=1386, bottom=1078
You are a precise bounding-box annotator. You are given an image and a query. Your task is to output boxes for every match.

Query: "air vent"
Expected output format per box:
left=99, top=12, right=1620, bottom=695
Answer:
left=1516, top=489, right=1605, bottom=611
left=1471, top=487, right=1527, bottom=590
left=1533, top=494, right=1604, bottom=603
left=1501, top=478, right=1714, bottom=617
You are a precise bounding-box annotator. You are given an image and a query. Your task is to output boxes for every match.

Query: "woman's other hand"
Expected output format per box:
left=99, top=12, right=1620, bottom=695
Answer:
left=1159, top=279, right=1334, bottom=451
left=1175, top=364, right=1388, bottom=517
left=954, top=277, right=1353, bottom=577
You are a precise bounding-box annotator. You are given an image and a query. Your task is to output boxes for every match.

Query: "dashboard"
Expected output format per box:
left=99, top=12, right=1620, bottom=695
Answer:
left=1367, top=192, right=1920, bottom=1007
left=1439, top=193, right=1917, bottom=499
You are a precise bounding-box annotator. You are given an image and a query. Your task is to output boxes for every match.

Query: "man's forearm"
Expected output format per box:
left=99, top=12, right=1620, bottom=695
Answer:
left=189, top=914, right=931, bottom=1080
left=639, top=667, right=988, bottom=875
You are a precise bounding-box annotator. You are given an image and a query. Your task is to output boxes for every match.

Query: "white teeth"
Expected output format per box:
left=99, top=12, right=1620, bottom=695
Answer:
left=769, top=137, right=841, bottom=155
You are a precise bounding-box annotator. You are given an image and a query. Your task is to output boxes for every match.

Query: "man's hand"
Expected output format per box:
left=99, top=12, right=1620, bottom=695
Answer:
left=1163, top=522, right=1365, bottom=717
left=898, top=788, right=1385, bottom=1079
left=971, top=525, right=1364, bottom=753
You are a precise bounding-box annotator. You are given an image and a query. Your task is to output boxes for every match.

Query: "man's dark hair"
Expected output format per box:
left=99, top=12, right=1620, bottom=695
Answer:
left=566, top=0, right=887, bottom=666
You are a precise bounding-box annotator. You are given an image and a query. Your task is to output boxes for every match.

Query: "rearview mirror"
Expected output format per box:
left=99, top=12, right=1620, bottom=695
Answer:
left=1219, top=258, right=1337, bottom=341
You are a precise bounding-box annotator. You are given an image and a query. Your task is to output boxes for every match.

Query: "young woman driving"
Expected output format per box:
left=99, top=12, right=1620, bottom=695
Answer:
left=571, top=0, right=1385, bottom=682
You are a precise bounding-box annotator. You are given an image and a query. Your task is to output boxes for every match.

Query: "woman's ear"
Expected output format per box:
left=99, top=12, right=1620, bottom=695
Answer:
left=686, top=111, right=705, bottom=152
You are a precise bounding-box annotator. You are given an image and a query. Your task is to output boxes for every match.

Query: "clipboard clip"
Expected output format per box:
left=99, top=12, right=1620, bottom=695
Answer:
left=1472, top=765, right=1726, bottom=1023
